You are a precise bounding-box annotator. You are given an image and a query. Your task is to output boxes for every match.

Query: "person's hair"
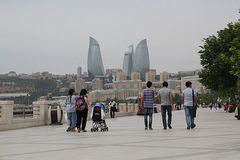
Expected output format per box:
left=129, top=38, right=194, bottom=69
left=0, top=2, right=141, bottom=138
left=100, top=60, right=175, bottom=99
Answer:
left=163, top=81, right=168, bottom=87
left=146, top=81, right=152, bottom=88
left=185, top=81, right=192, bottom=87
left=80, top=89, right=87, bottom=96
left=68, top=89, right=74, bottom=96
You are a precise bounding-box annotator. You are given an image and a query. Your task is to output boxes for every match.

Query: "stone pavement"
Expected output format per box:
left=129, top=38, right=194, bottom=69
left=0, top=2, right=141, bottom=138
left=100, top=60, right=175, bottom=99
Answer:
left=0, top=108, right=239, bottom=160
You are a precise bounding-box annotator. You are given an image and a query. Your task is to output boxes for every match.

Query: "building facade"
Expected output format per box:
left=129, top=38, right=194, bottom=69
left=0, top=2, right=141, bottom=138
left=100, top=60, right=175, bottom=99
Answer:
left=87, top=37, right=105, bottom=77
left=122, top=45, right=134, bottom=79
left=132, top=39, right=150, bottom=80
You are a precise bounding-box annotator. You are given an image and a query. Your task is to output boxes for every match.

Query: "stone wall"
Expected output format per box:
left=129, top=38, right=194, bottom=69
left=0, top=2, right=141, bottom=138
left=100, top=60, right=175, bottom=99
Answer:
left=0, top=100, right=162, bottom=131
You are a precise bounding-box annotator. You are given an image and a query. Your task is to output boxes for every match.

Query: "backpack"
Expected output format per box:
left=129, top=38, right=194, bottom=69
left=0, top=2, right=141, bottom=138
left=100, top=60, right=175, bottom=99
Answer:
left=76, top=96, right=87, bottom=111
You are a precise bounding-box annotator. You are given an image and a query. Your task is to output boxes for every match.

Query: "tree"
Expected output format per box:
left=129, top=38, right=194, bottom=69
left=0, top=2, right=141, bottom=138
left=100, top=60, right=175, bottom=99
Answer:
left=199, top=11, right=240, bottom=98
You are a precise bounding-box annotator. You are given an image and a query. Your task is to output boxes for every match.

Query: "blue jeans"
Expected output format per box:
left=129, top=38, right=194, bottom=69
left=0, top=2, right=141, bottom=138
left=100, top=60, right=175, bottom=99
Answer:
left=67, top=112, right=76, bottom=128
left=144, top=108, right=153, bottom=128
left=184, top=106, right=195, bottom=128
left=161, top=105, right=172, bottom=128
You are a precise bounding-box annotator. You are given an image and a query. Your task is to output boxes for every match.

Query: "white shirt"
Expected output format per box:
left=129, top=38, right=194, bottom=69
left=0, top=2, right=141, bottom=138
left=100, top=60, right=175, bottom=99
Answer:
left=182, top=88, right=196, bottom=106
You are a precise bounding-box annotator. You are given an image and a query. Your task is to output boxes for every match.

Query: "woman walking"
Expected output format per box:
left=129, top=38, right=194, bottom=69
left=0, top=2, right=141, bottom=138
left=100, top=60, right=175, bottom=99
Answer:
left=65, top=89, right=77, bottom=132
left=75, top=89, right=90, bottom=133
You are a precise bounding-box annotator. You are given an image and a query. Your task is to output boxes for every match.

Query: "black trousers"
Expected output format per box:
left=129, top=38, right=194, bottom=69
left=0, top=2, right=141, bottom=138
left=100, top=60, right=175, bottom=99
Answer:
left=110, top=107, right=115, bottom=118
left=76, top=109, right=88, bottom=130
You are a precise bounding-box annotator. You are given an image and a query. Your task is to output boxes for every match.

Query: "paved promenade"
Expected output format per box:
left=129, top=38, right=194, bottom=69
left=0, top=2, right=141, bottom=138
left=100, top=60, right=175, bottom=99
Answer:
left=0, top=108, right=239, bottom=160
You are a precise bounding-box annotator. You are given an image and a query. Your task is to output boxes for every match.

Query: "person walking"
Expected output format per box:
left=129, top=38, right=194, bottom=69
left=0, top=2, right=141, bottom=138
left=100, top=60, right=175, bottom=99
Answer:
left=182, top=81, right=197, bottom=130
left=158, top=81, right=174, bottom=130
left=75, top=89, right=90, bottom=133
left=65, top=89, right=77, bottom=132
left=109, top=100, right=117, bottom=118
left=141, top=81, right=155, bottom=130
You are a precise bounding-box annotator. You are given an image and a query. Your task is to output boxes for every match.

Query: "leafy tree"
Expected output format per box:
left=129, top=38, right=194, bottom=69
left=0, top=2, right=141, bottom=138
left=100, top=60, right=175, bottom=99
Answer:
left=199, top=11, right=240, bottom=98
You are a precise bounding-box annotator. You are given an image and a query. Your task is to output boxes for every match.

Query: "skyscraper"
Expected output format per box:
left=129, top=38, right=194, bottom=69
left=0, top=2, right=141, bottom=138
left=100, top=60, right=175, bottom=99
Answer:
left=122, top=45, right=134, bottom=78
left=77, top=66, right=82, bottom=78
left=133, top=39, right=150, bottom=80
left=87, top=37, right=105, bottom=78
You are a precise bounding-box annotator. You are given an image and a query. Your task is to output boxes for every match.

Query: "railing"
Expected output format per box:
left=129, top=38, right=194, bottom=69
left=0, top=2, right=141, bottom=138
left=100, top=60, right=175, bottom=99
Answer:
left=13, top=105, right=33, bottom=119
left=0, top=105, right=2, bottom=120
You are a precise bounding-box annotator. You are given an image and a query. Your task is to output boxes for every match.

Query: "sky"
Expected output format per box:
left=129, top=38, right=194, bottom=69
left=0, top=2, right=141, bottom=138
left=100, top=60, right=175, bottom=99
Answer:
left=0, top=0, right=240, bottom=75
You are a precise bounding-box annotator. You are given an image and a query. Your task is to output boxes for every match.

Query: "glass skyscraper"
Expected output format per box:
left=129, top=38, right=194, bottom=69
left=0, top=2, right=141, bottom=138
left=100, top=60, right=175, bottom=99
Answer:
left=122, top=45, right=134, bottom=78
left=87, top=37, right=105, bottom=77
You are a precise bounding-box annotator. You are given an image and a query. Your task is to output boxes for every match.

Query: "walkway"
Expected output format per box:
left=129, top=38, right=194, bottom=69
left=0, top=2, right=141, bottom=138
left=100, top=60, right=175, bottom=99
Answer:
left=0, top=108, right=239, bottom=160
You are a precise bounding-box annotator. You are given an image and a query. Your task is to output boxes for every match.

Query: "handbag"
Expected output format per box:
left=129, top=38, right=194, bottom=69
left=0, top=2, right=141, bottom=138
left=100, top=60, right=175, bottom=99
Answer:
left=192, top=89, right=197, bottom=118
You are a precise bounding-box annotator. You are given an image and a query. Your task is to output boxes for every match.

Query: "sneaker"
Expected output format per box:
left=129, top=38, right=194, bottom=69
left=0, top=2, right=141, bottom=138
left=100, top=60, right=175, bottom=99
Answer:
left=163, top=127, right=167, bottom=130
left=168, top=125, right=172, bottom=129
left=191, top=124, right=196, bottom=129
left=66, top=127, right=71, bottom=132
left=187, top=127, right=190, bottom=130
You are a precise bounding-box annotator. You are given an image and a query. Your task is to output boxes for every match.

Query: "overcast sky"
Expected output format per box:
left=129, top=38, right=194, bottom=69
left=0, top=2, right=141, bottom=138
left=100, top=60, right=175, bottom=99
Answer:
left=0, top=0, right=240, bottom=75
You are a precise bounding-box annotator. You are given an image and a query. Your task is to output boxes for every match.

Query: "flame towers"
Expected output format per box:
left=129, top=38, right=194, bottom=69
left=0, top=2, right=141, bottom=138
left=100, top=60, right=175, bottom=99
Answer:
left=133, top=39, right=150, bottom=73
left=87, top=37, right=105, bottom=78
left=122, top=39, right=150, bottom=80
left=122, top=45, right=134, bottom=78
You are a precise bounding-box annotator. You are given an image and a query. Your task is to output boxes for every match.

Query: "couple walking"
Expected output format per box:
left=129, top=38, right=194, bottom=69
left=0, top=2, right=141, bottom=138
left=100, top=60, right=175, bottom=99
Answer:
left=65, top=89, right=90, bottom=133
left=141, top=81, right=197, bottom=130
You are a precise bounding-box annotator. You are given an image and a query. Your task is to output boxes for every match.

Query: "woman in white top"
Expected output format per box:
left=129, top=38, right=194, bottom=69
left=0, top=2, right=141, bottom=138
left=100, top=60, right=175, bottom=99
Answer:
left=65, top=89, right=77, bottom=132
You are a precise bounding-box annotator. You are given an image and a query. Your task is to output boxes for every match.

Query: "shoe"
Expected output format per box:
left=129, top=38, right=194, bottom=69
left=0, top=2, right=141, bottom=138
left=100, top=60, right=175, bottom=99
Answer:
left=191, top=124, right=196, bottom=129
left=82, top=130, right=87, bottom=132
left=168, top=125, right=172, bottom=129
left=77, top=128, right=81, bottom=133
left=163, top=127, right=167, bottom=130
left=71, top=128, right=76, bottom=132
left=145, top=127, right=148, bottom=130
left=66, top=127, right=71, bottom=132
left=187, top=127, right=190, bottom=130
left=149, top=128, right=153, bottom=130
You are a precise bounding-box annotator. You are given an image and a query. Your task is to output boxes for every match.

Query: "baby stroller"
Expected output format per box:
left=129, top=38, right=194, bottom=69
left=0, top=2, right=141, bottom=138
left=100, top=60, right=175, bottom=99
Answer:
left=90, top=103, right=108, bottom=132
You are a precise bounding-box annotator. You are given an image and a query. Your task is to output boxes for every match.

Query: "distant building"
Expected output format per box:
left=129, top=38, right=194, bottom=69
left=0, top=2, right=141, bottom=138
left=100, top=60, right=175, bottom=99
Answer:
left=87, top=37, right=105, bottom=78
left=167, top=80, right=177, bottom=90
left=88, top=88, right=140, bottom=102
left=114, top=80, right=142, bottom=90
left=8, top=71, right=17, bottom=77
left=92, top=78, right=103, bottom=90
left=75, top=78, right=86, bottom=93
left=181, top=76, right=208, bottom=94
left=160, top=71, right=169, bottom=82
left=131, top=72, right=141, bottom=81
left=77, top=67, right=82, bottom=78
left=122, top=45, right=134, bottom=79
left=145, top=71, right=156, bottom=82
left=116, top=72, right=126, bottom=81
left=132, top=39, right=150, bottom=80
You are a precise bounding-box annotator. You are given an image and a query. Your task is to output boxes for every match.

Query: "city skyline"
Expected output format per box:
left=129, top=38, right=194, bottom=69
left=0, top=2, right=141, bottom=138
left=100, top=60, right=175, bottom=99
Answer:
left=0, top=0, right=240, bottom=74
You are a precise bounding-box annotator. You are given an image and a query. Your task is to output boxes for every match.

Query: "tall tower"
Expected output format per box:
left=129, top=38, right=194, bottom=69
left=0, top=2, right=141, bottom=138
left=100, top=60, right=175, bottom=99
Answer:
left=87, top=37, right=105, bottom=78
left=133, top=39, right=150, bottom=80
left=122, top=45, right=134, bottom=79
left=77, top=66, right=82, bottom=78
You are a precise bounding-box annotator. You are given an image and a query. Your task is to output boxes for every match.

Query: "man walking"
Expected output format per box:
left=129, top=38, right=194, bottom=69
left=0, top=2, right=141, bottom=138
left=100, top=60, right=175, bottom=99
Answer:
left=141, top=81, right=155, bottom=130
left=182, top=81, right=197, bottom=130
left=158, top=81, right=174, bottom=130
